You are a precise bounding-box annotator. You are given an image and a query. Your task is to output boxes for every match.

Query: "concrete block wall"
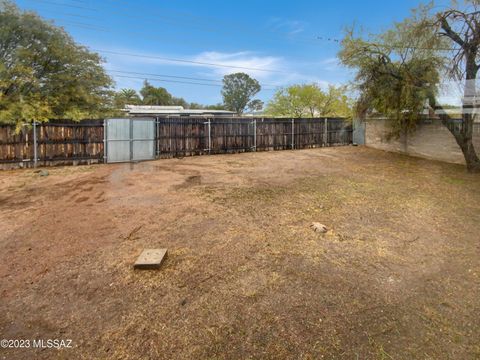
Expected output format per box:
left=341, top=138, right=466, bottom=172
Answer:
left=364, top=119, right=480, bottom=165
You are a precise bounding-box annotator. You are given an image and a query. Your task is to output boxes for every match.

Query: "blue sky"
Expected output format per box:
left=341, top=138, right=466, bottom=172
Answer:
left=17, top=0, right=451, bottom=105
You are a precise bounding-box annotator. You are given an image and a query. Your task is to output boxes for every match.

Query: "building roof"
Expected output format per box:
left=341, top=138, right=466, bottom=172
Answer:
left=123, top=105, right=235, bottom=116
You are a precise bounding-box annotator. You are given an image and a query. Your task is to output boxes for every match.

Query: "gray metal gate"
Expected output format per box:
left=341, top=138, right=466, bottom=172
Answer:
left=353, top=119, right=366, bottom=145
left=105, top=118, right=155, bottom=163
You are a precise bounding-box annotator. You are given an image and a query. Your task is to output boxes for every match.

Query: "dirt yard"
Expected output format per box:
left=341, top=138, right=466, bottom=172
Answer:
left=0, top=147, right=479, bottom=359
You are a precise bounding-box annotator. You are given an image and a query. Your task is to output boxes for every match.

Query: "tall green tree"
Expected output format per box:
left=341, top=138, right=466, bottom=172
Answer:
left=170, top=96, right=188, bottom=108
left=266, top=85, right=311, bottom=117
left=266, top=84, right=352, bottom=118
left=316, top=85, right=353, bottom=118
left=188, top=102, right=204, bottom=109
left=339, top=1, right=480, bottom=172
left=222, top=73, right=261, bottom=114
left=339, top=6, right=441, bottom=135
left=247, top=99, right=264, bottom=113
left=114, top=86, right=193, bottom=109
left=203, top=103, right=227, bottom=110
left=0, top=1, right=113, bottom=125
left=139, top=80, right=172, bottom=105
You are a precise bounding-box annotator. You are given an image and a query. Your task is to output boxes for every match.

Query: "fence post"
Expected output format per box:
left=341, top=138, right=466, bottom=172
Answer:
left=33, top=121, right=38, bottom=168
left=154, top=117, right=159, bottom=158
left=208, top=118, right=211, bottom=154
left=253, top=119, right=257, bottom=151
left=103, top=119, right=107, bottom=163
left=291, top=118, right=295, bottom=149
left=323, top=118, right=328, bottom=146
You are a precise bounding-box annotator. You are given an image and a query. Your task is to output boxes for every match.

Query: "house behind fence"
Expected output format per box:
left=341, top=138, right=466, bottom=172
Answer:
left=0, top=117, right=353, bottom=169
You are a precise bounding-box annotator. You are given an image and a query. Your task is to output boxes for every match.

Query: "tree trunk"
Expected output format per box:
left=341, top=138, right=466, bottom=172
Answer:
left=460, top=140, right=480, bottom=172
left=439, top=113, right=480, bottom=172
left=441, top=52, right=480, bottom=173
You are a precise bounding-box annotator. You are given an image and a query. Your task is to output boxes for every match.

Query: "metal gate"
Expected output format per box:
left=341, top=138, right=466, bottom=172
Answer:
left=105, top=118, right=155, bottom=163
left=353, top=119, right=366, bottom=145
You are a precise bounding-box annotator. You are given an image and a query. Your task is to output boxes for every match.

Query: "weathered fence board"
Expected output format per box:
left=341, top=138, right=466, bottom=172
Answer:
left=0, top=120, right=104, bottom=168
left=1, top=117, right=353, bottom=168
left=156, top=117, right=208, bottom=157
left=156, top=117, right=353, bottom=158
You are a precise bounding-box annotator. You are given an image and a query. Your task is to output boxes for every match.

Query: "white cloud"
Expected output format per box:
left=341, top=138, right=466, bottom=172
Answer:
left=100, top=47, right=342, bottom=93
left=191, top=51, right=285, bottom=79
left=189, top=52, right=339, bottom=90
left=266, top=17, right=306, bottom=36
left=320, top=57, right=340, bottom=71
left=102, top=48, right=285, bottom=79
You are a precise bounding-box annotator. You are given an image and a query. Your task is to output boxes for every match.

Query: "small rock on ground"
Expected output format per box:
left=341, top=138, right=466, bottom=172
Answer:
left=311, top=222, right=328, bottom=233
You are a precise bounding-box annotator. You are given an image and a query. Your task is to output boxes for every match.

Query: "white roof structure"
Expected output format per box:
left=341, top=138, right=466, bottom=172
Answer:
left=123, top=105, right=235, bottom=116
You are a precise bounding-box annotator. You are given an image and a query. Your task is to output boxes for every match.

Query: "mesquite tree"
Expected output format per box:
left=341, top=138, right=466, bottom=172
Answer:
left=340, top=2, right=480, bottom=172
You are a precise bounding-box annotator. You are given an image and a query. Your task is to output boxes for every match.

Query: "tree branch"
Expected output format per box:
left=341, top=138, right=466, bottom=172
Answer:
left=438, top=14, right=466, bottom=47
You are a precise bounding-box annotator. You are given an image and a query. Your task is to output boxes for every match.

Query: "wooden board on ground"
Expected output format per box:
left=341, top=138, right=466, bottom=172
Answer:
left=134, top=249, right=168, bottom=270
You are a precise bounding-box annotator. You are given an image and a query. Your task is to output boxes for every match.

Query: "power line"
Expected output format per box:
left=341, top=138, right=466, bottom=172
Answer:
left=52, top=0, right=463, bottom=51
left=316, top=35, right=458, bottom=51
left=54, top=19, right=109, bottom=31
left=27, top=0, right=233, bottom=41
left=23, top=0, right=343, bottom=74
left=50, top=17, right=217, bottom=49
left=53, top=16, right=457, bottom=53
left=94, top=49, right=286, bottom=73
left=29, top=5, right=226, bottom=49
left=112, top=74, right=221, bottom=87
left=316, top=36, right=341, bottom=43
left=111, top=74, right=277, bottom=90
left=65, top=0, right=327, bottom=45
left=29, top=11, right=289, bottom=72
left=30, top=16, right=289, bottom=82
left=28, top=15, right=287, bottom=87
left=30, top=0, right=217, bottom=30
left=27, top=0, right=463, bottom=52
left=28, top=0, right=462, bottom=83
left=106, top=69, right=279, bottom=87
left=314, top=33, right=460, bottom=51
left=27, top=0, right=327, bottom=46
left=45, top=8, right=460, bottom=53
left=102, top=0, right=311, bottom=40
left=108, top=69, right=223, bottom=83
left=41, top=9, right=102, bottom=21
left=29, top=0, right=96, bottom=11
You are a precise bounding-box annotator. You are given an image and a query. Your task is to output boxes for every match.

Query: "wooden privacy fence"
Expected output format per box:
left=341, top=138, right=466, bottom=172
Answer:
left=0, top=117, right=352, bottom=168
left=0, top=120, right=104, bottom=168
left=156, top=117, right=353, bottom=157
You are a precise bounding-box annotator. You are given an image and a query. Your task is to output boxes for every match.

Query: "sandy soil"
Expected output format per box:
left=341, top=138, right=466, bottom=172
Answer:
left=0, top=146, right=479, bottom=359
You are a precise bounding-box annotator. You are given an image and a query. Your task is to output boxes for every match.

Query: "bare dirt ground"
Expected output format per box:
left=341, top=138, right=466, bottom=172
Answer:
left=0, top=147, right=479, bottom=360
